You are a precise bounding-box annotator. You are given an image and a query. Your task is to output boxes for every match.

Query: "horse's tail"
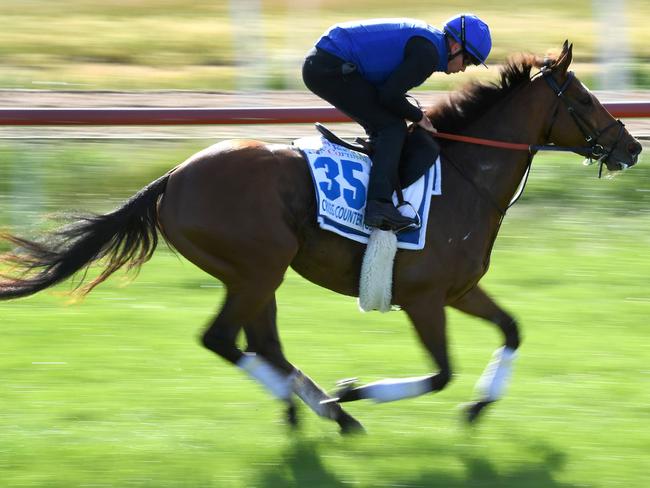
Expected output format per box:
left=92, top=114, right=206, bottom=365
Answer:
left=0, top=173, right=171, bottom=300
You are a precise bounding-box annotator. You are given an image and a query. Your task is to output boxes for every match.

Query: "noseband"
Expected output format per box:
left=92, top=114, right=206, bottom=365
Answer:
left=542, top=70, right=626, bottom=177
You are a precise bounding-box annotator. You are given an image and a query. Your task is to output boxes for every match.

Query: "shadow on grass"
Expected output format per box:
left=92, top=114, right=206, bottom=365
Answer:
left=255, top=437, right=579, bottom=488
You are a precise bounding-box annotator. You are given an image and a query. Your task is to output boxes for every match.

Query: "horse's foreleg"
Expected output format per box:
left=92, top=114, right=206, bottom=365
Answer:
left=334, top=297, right=451, bottom=403
left=244, top=298, right=364, bottom=434
left=451, top=284, right=521, bottom=422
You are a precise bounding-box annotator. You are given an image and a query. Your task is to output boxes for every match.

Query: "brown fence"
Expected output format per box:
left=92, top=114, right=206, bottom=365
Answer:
left=0, top=102, right=649, bottom=126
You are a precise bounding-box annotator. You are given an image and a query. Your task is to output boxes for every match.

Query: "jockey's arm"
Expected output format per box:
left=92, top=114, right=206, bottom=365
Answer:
left=377, top=36, right=439, bottom=123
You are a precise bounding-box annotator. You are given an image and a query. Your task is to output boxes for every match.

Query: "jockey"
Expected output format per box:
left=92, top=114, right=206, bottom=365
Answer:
left=302, top=14, right=492, bottom=232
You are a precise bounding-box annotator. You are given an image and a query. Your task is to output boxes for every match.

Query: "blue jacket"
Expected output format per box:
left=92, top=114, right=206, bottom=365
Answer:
left=316, top=18, right=448, bottom=85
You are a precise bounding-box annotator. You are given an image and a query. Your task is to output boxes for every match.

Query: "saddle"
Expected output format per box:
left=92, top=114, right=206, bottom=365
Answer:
left=315, top=123, right=440, bottom=189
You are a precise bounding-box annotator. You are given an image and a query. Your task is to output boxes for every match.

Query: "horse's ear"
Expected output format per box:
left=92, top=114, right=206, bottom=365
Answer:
left=555, top=41, right=573, bottom=74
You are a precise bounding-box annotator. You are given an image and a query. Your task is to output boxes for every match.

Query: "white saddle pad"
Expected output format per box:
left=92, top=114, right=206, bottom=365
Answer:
left=294, top=135, right=442, bottom=250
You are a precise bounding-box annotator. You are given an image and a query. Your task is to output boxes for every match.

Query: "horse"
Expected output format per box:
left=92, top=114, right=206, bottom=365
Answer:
left=0, top=42, right=642, bottom=434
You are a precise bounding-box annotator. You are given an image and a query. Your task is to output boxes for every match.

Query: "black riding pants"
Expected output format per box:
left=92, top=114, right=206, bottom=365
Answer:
left=302, top=48, right=408, bottom=203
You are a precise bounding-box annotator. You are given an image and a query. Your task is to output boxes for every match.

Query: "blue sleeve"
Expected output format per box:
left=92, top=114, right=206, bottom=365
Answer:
left=377, top=36, right=440, bottom=122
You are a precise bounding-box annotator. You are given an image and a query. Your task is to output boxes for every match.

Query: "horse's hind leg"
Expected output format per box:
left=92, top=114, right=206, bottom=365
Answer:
left=202, top=285, right=295, bottom=404
left=244, top=298, right=365, bottom=434
left=451, top=284, right=521, bottom=423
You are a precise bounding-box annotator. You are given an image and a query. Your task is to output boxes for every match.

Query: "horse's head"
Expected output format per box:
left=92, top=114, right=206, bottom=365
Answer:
left=537, top=41, right=642, bottom=172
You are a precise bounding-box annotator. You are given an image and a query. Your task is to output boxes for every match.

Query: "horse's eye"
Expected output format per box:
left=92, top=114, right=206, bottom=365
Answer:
left=580, top=96, right=593, bottom=106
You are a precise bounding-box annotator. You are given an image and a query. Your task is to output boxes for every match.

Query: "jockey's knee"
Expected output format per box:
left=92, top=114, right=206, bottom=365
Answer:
left=375, top=120, right=408, bottom=143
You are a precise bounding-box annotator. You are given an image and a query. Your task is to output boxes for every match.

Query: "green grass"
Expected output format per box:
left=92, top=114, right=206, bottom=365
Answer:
left=0, top=142, right=648, bottom=487
left=0, top=0, right=649, bottom=89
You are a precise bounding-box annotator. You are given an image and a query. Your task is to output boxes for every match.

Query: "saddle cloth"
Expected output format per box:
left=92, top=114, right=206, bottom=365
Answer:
left=294, top=135, right=442, bottom=250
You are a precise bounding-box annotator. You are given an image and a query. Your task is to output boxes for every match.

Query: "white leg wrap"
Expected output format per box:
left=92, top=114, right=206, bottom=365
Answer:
left=237, top=353, right=294, bottom=401
left=358, top=229, right=397, bottom=313
left=474, top=346, right=517, bottom=402
left=292, top=370, right=338, bottom=420
left=362, top=375, right=432, bottom=403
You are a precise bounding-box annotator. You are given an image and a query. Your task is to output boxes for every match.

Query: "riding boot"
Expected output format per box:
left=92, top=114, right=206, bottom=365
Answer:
left=364, top=122, right=418, bottom=232
left=364, top=200, right=418, bottom=231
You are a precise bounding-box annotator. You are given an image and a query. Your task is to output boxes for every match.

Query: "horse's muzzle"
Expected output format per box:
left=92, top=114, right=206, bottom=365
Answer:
left=606, top=138, right=642, bottom=171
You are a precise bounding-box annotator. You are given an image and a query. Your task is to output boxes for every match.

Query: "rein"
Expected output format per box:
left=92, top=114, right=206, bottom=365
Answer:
left=430, top=70, right=626, bottom=161
left=430, top=125, right=614, bottom=156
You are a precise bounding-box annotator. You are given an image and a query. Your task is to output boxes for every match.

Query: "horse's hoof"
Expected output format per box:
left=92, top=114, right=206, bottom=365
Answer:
left=286, top=402, right=299, bottom=429
left=338, top=415, right=366, bottom=436
left=323, top=377, right=361, bottom=404
left=462, top=400, right=493, bottom=424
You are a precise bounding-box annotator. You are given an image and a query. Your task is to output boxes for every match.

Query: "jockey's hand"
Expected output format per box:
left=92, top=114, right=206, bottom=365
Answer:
left=417, top=112, right=437, bottom=133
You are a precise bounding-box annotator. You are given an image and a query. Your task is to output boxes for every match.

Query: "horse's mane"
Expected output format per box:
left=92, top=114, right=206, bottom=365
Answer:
left=428, top=53, right=549, bottom=134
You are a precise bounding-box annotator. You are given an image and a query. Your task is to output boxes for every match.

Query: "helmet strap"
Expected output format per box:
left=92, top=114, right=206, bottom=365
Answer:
left=448, top=49, right=463, bottom=62
left=461, top=14, right=466, bottom=52
left=446, top=15, right=468, bottom=62
left=447, top=37, right=464, bottom=62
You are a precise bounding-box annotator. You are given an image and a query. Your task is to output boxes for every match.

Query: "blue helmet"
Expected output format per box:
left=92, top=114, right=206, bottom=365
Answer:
left=443, top=14, right=492, bottom=66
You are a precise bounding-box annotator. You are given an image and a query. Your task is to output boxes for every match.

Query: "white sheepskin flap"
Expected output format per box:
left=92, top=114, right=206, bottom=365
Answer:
left=358, top=229, right=398, bottom=313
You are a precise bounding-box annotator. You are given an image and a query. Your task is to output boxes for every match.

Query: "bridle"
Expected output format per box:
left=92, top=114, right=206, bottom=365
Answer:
left=427, top=67, right=629, bottom=216
left=540, top=69, right=627, bottom=177
left=433, top=70, right=627, bottom=167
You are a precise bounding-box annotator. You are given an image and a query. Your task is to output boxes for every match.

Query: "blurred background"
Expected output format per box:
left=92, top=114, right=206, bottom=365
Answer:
left=1, top=0, right=649, bottom=90
left=0, top=2, right=648, bottom=488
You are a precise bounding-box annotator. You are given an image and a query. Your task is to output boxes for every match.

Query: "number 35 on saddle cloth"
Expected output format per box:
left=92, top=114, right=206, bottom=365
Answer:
left=294, top=135, right=441, bottom=250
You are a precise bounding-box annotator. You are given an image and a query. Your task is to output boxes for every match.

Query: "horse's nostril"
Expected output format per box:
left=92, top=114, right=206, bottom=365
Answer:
left=628, top=141, right=642, bottom=157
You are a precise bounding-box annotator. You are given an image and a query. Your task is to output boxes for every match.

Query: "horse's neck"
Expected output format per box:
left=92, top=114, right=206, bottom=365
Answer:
left=450, top=88, right=551, bottom=211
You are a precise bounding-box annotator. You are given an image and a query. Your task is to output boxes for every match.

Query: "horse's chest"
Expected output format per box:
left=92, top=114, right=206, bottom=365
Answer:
left=438, top=225, right=493, bottom=282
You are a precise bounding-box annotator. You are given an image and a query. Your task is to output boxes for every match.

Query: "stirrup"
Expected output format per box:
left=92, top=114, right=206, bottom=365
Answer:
left=395, top=201, right=422, bottom=232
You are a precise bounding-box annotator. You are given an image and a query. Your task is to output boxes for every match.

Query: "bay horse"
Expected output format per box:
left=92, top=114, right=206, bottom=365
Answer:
left=0, top=42, right=641, bottom=434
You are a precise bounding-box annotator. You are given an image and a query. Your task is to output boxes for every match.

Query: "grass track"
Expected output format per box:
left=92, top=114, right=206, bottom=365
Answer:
left=1, top=144, right=648, bottom=487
